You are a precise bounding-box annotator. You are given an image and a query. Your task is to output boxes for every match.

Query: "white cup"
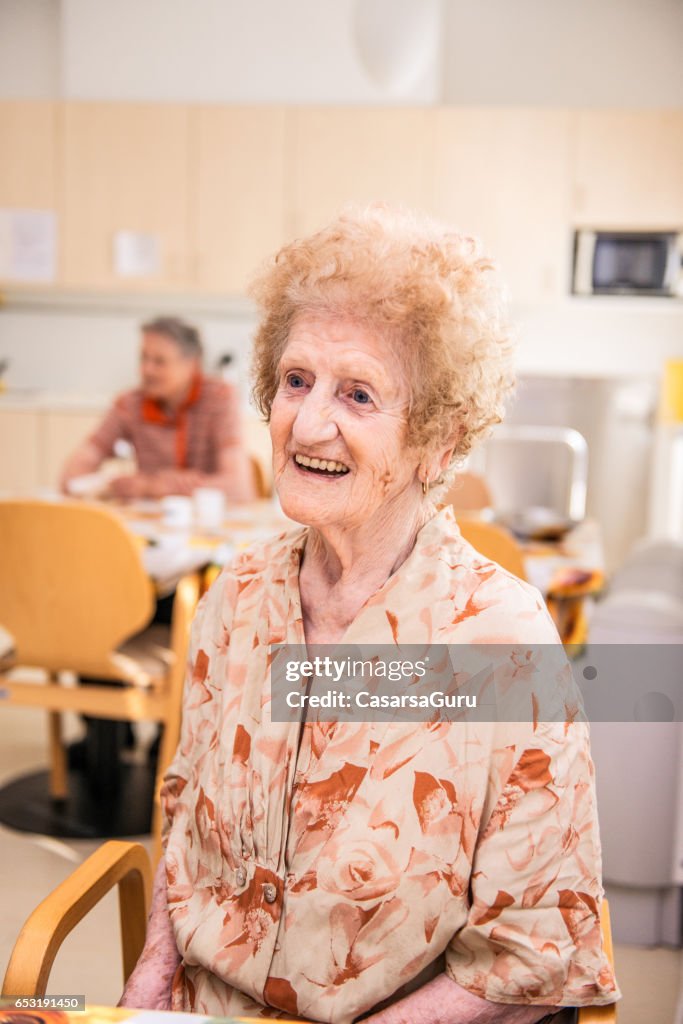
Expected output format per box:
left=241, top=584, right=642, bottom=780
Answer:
left=161, top=495, right=193, bottom=530
left=193, top=487, right=226, bottom=533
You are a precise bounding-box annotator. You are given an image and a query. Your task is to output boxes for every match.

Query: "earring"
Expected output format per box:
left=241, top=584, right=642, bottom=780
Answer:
left=422, top=479, right=428, bottom=496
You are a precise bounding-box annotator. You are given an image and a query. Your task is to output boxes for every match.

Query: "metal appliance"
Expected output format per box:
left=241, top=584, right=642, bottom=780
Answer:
left=573, top=229, right=683, bottom=297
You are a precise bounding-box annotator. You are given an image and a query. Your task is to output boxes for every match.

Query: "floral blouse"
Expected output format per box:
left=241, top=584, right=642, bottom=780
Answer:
left=161, top=506, right=619, bottom=1022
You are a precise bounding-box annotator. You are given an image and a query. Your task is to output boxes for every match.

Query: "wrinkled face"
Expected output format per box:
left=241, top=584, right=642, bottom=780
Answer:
left=270, top=316, right=420, bottom=530
left=140, top=331, right=197, bottom=401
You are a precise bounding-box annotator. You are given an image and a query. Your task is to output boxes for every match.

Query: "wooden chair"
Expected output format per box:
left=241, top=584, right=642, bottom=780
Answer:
left=2, top=841, right=153, bottom=999
left=0, top=499, right=200, bottom=857
left=1, top=842, right=617, bottom=1024
left=457, top=518, right=528, bottom=581
left=441, top=471, right=493, bottom=517
left=250, top=452, right=272, bottom=499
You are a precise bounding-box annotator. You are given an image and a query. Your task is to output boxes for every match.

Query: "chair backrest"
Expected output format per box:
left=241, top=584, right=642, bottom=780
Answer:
left=482, top=425, right=588, bottom=521
left=441, top=472, right=492, bottom=515
left=457, top=519, right=528, bottom=581
left=250, top=453, right=271, bottom=499
left=0, top=500, right=155, bottom=677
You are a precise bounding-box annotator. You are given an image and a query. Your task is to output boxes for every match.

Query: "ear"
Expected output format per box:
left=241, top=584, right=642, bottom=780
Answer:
left=421, top=427, right=461, bottom=484
left=418, top=446, right=451, bottom=486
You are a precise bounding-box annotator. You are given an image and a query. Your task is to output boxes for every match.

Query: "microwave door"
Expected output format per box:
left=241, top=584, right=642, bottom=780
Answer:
left=572, top=230, right=681, bottom=296
left=593, top=234, right=670, bottom=294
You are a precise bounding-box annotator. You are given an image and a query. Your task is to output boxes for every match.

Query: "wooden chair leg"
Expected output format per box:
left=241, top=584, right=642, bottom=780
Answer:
left=47, top=708, right=68, bottom=801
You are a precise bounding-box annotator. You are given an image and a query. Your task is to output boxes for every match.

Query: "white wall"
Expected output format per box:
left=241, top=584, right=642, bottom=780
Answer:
left=0, top=0, right=60, bottom=99
left=60, top=0, right=442, bottom=104
left=2, top=0, right=683, bottom=105
left=2, top=295, right=681, bottom=398
left=443, top=0, right=683, bottom=107
left=514, top=300, right=683, bottom=378
left=0, top=303, right=257, bottom=405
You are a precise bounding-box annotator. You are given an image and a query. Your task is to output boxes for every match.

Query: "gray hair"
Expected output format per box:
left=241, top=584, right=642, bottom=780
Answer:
left=141, top=316, right=203, bottom=359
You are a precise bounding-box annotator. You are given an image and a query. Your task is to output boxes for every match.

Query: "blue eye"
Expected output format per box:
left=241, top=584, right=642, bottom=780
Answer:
left=287, top=373, right=305, bottom=389
left=351, top=388, right=371, bottom=404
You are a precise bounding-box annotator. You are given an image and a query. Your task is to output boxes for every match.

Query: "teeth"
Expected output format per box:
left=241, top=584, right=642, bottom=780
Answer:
left=294, top=454, right=349, bottom=474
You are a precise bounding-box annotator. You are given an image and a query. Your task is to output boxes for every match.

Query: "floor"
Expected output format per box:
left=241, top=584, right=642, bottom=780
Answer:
left=1, top=707, right=682, bottom=1020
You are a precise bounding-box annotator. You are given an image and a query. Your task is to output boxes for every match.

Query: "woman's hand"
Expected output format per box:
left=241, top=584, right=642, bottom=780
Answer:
left=117, top=856, right=181, bottom=1010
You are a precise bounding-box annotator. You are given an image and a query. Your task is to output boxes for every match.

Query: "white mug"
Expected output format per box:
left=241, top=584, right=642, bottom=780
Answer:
left=193, top=487, right=226, bottom=532
left=161, top=495, right=193, bottom=530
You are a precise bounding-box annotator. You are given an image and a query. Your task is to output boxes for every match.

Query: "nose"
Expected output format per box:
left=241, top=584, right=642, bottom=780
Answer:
left=291, top=386, right=339, bottom=448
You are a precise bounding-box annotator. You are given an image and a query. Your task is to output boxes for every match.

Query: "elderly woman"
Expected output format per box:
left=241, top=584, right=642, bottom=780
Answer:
left=121, top=206, right=619, bottom=1022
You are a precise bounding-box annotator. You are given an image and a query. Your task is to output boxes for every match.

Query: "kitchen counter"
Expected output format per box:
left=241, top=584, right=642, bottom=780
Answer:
left=0, top=388, right=110, bottom=412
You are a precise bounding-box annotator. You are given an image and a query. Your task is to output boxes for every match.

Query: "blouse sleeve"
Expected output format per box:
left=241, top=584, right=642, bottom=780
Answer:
left=445, top=719, right=621, bottom=1009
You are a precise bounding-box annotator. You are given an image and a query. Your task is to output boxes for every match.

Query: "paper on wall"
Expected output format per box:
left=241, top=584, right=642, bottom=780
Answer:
left=0, top=208, right=57, bottom=282
left=113, top=229, right=161, bottom=277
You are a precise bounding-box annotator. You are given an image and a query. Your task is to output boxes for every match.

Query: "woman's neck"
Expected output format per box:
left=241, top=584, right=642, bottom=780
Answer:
left=299, top=495, right=434, bottom=645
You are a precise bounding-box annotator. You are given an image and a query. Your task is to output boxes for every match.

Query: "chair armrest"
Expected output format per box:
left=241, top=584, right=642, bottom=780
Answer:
left=150, top=572, right=201, bottom=867
left=2, top=840, right=153, bottom=997
left=168, top=572, right=201, bottom=662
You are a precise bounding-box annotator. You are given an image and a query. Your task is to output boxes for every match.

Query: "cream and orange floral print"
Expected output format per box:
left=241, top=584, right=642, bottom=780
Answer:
left=161, top=506, right=619, bottom=1022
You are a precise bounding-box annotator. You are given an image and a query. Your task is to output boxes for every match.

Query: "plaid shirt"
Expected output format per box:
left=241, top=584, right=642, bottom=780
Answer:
left=88, top=375, right=243, bottom=493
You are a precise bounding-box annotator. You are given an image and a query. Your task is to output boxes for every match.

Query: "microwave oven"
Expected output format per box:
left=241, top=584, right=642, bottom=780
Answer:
left=572, top=230, right=683, bottom=297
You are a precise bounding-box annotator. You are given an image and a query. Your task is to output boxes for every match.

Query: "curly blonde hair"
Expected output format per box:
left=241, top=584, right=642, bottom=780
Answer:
left=249, top=204, right=516, bottom=485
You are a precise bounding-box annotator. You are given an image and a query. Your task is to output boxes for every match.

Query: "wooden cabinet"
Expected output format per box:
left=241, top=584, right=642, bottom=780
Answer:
left=0, top=407, right=104, bottom=493
left=0, top=409, right=42, bottom=493
left=573, top=111, right=683, bottom=227
left=0, top=101, right=59, bottom=287
left=192, top=107, right=287, bottom=293
left=61, top=103, right=191, bottom=290
left=290, top=109, right=434, bottom=236
left=432, top=109, right=574, bottom=303
left=2, top=102, right=683, bottom=298
left=40, top=410, right=103, bottom=489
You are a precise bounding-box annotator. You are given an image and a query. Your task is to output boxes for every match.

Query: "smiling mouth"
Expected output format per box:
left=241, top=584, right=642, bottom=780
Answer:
left=294, top=453, right=350, bottom=477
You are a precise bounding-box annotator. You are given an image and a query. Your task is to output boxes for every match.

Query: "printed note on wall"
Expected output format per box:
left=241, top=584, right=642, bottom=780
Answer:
left=113, top=230, right=161, bottom=277
left=0, top=208, right=57, bottom=282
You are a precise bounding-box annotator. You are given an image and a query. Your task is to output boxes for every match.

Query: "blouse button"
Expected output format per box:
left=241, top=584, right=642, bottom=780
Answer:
left=236, top=867, right=247, bottom=887
left=263, top=883, right=277, bottom=904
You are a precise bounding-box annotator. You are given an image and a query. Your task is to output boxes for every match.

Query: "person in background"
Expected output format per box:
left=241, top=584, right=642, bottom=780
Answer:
left=60, top=315, right=255, bottom=501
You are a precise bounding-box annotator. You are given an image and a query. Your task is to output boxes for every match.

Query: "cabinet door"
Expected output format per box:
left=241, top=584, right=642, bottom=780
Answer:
left=290, top=109, right=434, bottom=236
left=0, top=101, right=59, bottom=287
left=573, top=111, right=683, bottom=227
left=0, top=410, right=41, bottom=494
left=193, top=107, right=287, bottom=293
left=433, top=109, right=573, bottom=304
left=62, top=103, right=190, bottom=290
left=39, top=410, right=103, bottom=489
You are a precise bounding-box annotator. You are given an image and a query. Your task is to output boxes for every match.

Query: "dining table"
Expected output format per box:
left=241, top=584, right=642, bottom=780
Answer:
left=112, top=496, right=293, bottom=594
left=111, top=496, right=603, bottom=602
left=0, top=1005, right=306, bottom=1024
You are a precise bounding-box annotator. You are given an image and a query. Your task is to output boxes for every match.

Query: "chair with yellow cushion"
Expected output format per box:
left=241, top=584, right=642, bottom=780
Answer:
left=456, top=518, right=528, bottom=581
left=0, top=499, right=200, bottom=849
left=1, top=838, right=617, bottom=1023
